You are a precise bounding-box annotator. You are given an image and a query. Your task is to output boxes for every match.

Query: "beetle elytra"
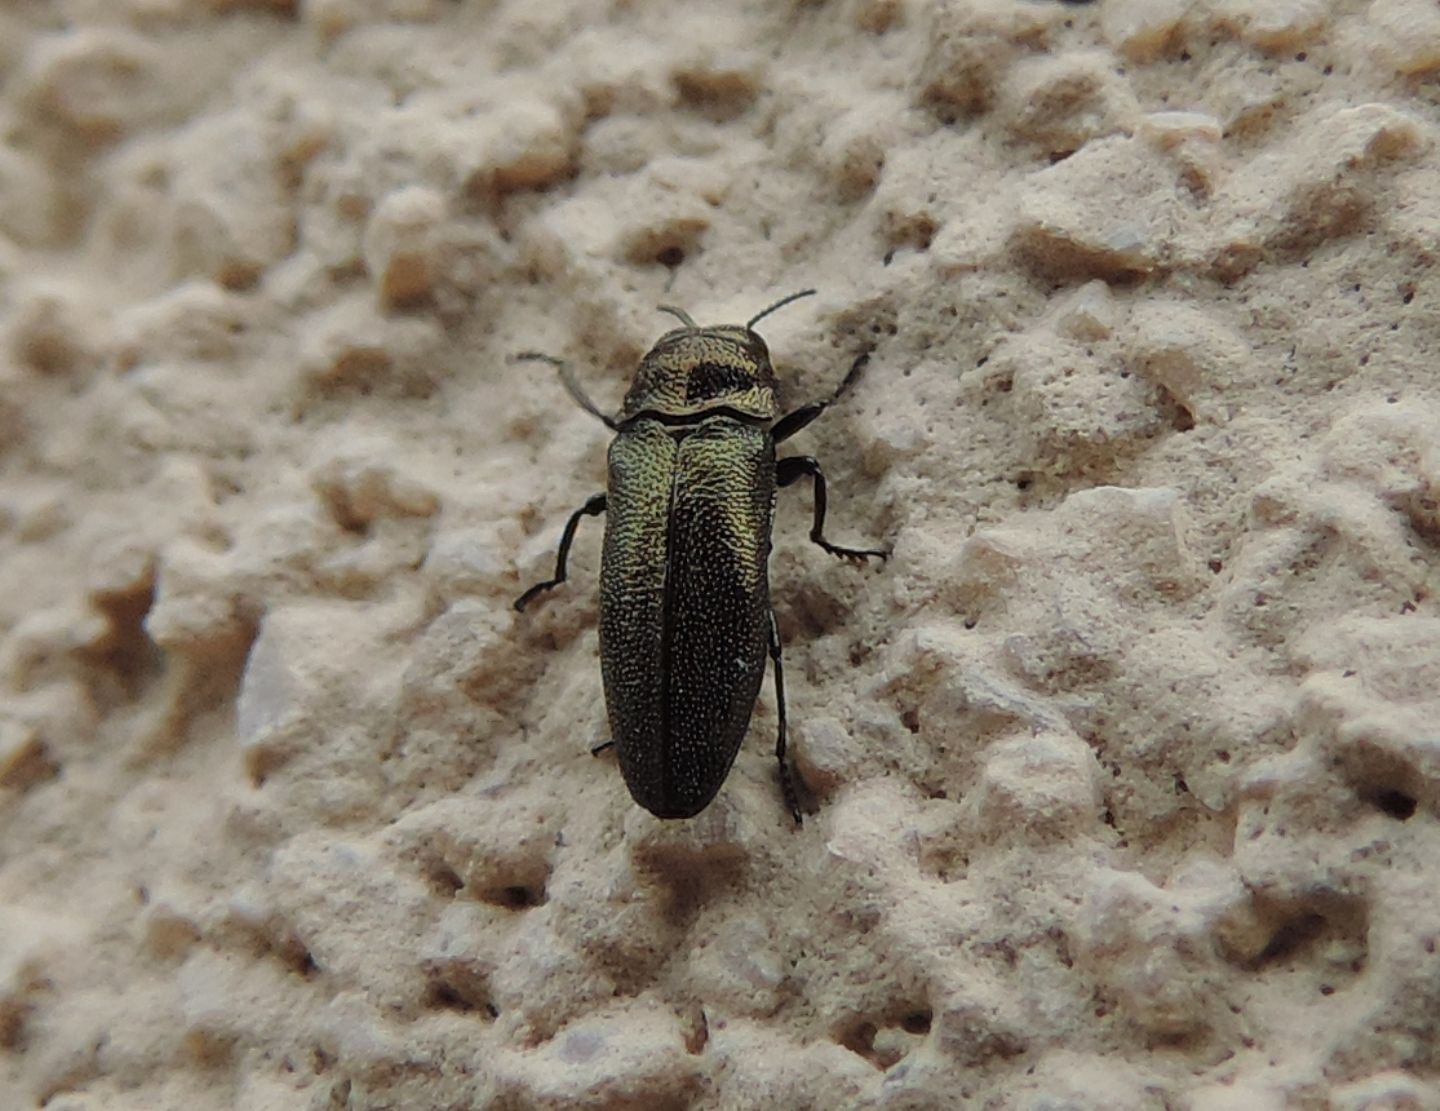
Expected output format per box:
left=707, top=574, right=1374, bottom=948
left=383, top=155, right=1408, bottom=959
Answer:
left=514, top=290, right=886, bottom=823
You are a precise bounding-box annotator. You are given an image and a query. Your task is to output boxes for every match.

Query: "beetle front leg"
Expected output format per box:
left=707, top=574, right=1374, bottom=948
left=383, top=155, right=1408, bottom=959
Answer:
left=772, top=352, right=870, bottom=444
left=512, top=353, right=619, bottom=430
left=768, top=610, right=803, bottom=827
left=514, top=493, right=607, bottom=611
left=776, top=456, right=888, bottom=563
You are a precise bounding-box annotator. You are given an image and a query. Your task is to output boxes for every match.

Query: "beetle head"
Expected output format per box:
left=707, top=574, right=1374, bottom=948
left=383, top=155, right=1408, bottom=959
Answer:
left=620, top=324, right=780, bottom=423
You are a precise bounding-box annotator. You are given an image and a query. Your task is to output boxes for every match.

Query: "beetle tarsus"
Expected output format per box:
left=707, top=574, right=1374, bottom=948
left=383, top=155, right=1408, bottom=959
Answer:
left=768, top=611, right=803, bottom=826
left=776, top=455, right=887, bottom=564
left=514, top=493, right=608, bottom=611
left=820, top=540, right=891, bottom=563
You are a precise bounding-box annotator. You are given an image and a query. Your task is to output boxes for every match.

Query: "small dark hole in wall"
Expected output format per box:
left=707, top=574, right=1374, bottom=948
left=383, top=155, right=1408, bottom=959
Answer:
left=497, top=884, right=543, bottom=909
left=1258, top=913, right=1325, bottom=964
left=426, top=980, right=474, bottom=1012
left=684, top=1009, right=709, bottom=1054
left=839, top=1020, right=877, bottom=1059
left=473, top=879, right=550, bottom=910
left=423, top=966, right=497, bottom=1017
left=1366, top=788, right=1417, bottom=821
left=657, top=246, right=685, bottom=268
left=426, top=860, right=464, bottom=897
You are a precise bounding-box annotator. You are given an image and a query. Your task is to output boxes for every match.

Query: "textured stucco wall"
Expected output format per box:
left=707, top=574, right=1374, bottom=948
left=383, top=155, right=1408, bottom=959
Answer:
left=3, top=1, right=1440, bottom=1108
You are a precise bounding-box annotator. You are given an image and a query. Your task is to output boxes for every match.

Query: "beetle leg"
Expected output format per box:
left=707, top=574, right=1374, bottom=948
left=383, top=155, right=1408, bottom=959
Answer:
left=776, top=456, right=888, bottom=563
left=513, top=352, right=620, bottom=430
left=771, top=400, right=827, bottom=445
left=772, top=352, right=870, bottom=444
left=768, top=610, right=803, bottom=826
left=514, top=493, right=608, bottom=611
left=590, top=740, right=615, bottom=756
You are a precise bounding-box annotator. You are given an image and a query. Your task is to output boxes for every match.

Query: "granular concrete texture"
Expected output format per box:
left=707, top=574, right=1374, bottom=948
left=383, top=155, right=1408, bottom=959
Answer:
left=2, top=1, right=1440, bottom=1107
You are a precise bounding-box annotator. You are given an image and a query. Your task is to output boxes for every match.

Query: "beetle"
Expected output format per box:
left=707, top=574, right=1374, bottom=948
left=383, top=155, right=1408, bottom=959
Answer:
left=513, top=290, right=886, bottom=823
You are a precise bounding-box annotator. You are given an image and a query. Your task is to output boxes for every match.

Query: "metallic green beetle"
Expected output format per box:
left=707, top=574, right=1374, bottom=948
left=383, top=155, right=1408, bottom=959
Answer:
left=514, top=291, right=886, bottom=823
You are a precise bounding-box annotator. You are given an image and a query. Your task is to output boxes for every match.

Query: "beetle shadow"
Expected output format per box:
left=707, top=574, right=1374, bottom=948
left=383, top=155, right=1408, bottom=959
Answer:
left=628, top=839, right=751, bottom=932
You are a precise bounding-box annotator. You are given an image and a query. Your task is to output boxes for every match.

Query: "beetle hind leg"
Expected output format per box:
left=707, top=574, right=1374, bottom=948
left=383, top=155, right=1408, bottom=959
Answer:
left=776, top=456, right=888, bottom=563
left=768, top=611, right=803, bottom=827
left=514, top=493, right=608, bottom=611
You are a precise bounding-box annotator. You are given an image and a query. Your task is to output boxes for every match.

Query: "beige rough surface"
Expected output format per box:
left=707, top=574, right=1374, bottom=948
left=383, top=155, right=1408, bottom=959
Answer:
left=2, top=0, right=1439, bottom=1107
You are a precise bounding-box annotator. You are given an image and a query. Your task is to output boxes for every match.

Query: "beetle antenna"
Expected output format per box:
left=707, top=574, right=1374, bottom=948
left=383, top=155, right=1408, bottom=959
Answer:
left=512, top=351, right=619, bottom=430
left=746, top=289, right=817, bottom=330
left=657, top=304, right=699, bottom=330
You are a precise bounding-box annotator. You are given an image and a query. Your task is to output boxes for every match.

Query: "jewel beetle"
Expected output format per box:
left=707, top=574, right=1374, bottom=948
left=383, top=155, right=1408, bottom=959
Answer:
left=514, top=290, right=886, bottom=823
